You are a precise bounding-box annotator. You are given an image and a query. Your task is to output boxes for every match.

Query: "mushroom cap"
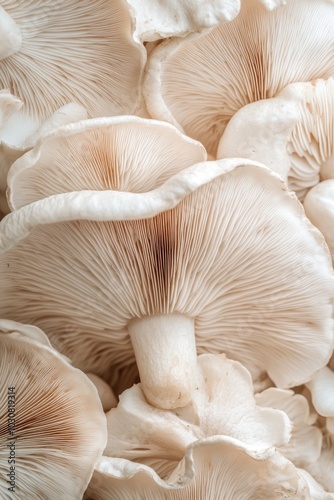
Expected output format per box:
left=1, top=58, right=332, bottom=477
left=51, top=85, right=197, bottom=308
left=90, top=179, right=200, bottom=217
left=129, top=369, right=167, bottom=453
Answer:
left=306, top=366, right=334, bottom=418
left=288, top=78, right=334, bottom=201
left=217, top=83, right=307, bottom=180
left=0, top=0, right=146, bottom=123
left=0, top=159, right=333, bottom=391
left=255, top=388, right=323, bottom=466
left=105, top=354, right=291, bottom=474
left=0, top=323, right=107, bottom=499
left=7, top=116, right=206, bottom=210
left=144, top=0, right=334, bottom=156
left=85, top=438, right=310, bottom=499
left=124, top=0, right=240, bottom=42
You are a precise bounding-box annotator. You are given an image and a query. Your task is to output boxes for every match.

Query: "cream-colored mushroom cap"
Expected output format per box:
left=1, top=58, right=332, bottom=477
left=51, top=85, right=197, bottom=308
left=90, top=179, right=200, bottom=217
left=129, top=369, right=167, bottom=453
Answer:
left=0, top=159, right=333, bottom=408
left=255, top=388, right=323, bottom=466
left=288, top=78, right=334, bottom=200
left=144, top=0, right=334, bottom=156
left=7, top=116, right=206, bottom=210
left=85, top=438, right=310, bottom=499
left=0, top=0, right=146, bottom=125
left=0, top=323, right=107, bottom=499
left=124, top=0, right=240, bottom=42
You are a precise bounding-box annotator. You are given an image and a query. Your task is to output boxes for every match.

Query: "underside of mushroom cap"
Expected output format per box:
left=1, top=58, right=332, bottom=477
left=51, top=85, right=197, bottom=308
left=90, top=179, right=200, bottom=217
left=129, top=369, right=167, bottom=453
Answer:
left=0, top=161, right=332, bottom=392
left=0, top=329, right=107, bottom=499
left=144, top=0, right=334, bottom=156
left=0, top=0, right=146, bottom=123
left=85, top=438, right=310, bottom=499
left=8, top=116, right=206, bottom=210
left=288, top=78, right=334, bottom=201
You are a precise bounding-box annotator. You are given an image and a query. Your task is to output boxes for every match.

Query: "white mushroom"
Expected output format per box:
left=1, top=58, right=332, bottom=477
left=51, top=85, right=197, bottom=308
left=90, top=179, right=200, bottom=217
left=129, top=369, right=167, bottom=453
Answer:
left=0, top=0, right=146, bottom=125
left=255, top=388, right=323, bottom=466
left=0, top=321, right=107, bottom=499
left=144, top=0, right=334, bottom=156
left=0, top=158, right=333, bottom=408
left=124, top=0, right=240, bottom=42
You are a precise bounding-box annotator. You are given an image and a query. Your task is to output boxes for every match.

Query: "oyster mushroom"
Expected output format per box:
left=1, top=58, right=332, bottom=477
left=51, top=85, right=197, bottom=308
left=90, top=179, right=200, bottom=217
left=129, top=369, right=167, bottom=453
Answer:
left=144, top=0, right=334, bottom=156
left=0, top=320, right=107, bottom=499
left=0, top=155, right=333, bottom=409
left=7, top=116, right=206, bottom=210
left=0, top=0, right=146, bottom=125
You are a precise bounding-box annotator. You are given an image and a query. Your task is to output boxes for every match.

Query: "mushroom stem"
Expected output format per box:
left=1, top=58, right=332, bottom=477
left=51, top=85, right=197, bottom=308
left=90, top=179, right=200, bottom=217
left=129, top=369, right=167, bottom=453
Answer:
left=0, top=7, right=22, bottom=60
left=128, top=314, right=197, bottom=410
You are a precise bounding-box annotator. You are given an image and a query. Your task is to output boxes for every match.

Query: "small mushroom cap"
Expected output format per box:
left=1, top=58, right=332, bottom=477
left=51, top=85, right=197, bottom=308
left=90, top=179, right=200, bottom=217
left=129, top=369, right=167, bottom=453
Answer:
left=0, top=0, right=146, bottom=123
left=144, top=0, right=334, bottom=156
left=86, top=438, right=310, bottom=499
left=0, top=325, right=107, bottom=499
left=0, top=160, right=333, bottom=391
left=86, top=373, right=118, bottom=412
left=7, top=116, right=206, bottom=210
left=303, top=179, right=334, bottom=262
left=306, top=366, right=334, bottom=418
left=255, top=388, right=323, bottom=466
left=217, top=83, right=306, bottom=180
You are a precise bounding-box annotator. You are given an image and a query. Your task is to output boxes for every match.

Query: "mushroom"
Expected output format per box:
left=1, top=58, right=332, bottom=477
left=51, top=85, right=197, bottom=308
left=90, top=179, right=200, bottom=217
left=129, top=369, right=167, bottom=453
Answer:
left=288, top=78, right=334, bottom=201
left=255, top=388, right=323, bottom=467
left=7, top=116, right=206, bottom=210
left=305, top=366, right=334, bottom=419
left=217, top=83, right=306, bottom=180
left=0, top=0, right=146, bottom=126
left=0, top=320, right=107, bottom=498
left=217, top=78, right=334, bottom=196
left=0, top=156, right=333, bottom=408
left=124, top=0, right=240, bottom=42
left=85, top=438, right=310, bottom=499
left=105, top=354, right=292, bottom=476
left=303, top=179, right=334, bottom=262
left=143, top=0, right=334, bottom=156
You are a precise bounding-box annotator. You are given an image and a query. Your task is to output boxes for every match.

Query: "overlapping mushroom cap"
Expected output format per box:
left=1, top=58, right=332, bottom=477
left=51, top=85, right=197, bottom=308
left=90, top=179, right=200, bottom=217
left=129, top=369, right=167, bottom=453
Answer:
left=0, top=0, right=146, bottom=125
left=0, top=122, right=333, bottom=409
left=144, top=0, right=334, bottom=156
left=0, top=319, right=107, bottom=499
left=85, top=439, right=310, bottom=499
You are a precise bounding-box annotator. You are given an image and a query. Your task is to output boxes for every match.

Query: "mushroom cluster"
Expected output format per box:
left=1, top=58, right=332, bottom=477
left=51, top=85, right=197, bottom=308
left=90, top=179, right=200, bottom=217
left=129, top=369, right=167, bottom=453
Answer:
left=0, top=1, right=334, bottom=498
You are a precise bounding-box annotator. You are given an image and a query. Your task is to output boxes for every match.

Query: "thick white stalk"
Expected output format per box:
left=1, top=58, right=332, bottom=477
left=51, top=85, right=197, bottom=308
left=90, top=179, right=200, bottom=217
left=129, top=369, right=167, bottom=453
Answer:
left=0, top=7, right=22, bottom=60
left=128, top=314, right=197, bottom=410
